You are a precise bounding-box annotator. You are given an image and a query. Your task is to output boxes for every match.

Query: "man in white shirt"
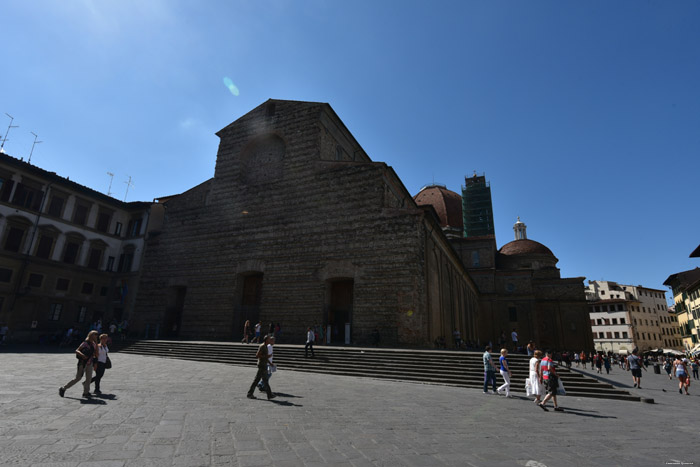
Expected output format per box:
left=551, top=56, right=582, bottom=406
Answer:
left=511, top=329, right=519, bottom=352
left=305, top=327, right=315, bottom=358
left=258, top=337, right=276, bottom=393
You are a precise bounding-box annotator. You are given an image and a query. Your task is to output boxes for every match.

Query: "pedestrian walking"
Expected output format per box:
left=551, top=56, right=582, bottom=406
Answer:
left=497, top=349, right=512, bottom=397
left=247, top=335, right=275, bottom=400
left=603, top=354, right=611, bottom=374
left=627, top=348, right=646, bottom=389
left=252, top=321, right=262, bottom=343
left=59, top=330, right=99, bottom=399
left=574, top=352, right=580, bottom=367
left=538, top=349, right=563, bottom=412
left=595, top=353, right=603, bottom=374
left=241, top=320, right=251, bottom=344
left=674, top=357, right=690, bottom=395
left=258, top=336, right=276, bottom=393
left=691, top=358, right=699, bottom=380
left=482, top=345, right=498, bottom=395
left=528, top=350, right=544, bottom=404
left=664, top=358, right=673, bottom=380
left=91, top=333, right=110, bottom=394
left=305, top=327, right=315, bottom=358
left=511, top=329, right=518, bottom=352
left=580, top=351, right=587, bottom=369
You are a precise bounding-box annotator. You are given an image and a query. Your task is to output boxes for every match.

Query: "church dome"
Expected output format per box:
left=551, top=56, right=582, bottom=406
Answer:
left=413, top=185, right=463, bottom=230
left=499, top=239, right=554, bottom=257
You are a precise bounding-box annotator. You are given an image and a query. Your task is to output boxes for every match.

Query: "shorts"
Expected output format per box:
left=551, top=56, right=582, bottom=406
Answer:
left=631, top=368, right=642, bottom=378
left=545, top=377, right=558, bottom=395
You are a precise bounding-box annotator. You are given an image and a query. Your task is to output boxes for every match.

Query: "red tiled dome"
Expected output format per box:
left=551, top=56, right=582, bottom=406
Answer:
left=413, top=185, right=463, bottom=230
left=499, top=239, right=554, bottom=257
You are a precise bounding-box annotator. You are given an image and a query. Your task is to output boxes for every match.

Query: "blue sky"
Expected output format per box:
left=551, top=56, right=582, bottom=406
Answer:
left=2, top=1, right=699, bottom=296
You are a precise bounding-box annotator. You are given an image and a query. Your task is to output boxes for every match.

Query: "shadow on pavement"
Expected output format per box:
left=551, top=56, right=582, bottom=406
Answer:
left=95, top=393, right=117, bottom=400
left=560, top=407, right=616, bottom=419
left=79, top=398, right=107, bottom=405
left=270, top=399, right=303, bottom=407
left=273, top=392, right=302, bottom=399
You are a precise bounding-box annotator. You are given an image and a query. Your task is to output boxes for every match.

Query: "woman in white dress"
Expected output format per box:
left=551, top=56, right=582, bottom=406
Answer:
left=529, top=349, right=544, bottom=404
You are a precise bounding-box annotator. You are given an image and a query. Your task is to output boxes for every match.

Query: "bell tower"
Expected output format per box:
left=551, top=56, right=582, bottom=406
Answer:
left=513, top=217, right=527, bottom=240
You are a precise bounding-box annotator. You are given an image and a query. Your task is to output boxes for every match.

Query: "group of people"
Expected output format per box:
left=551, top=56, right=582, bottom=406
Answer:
left=59, top=320, right=128, bottom=347
left=58, top=330, right=111, bottom=399
left=482, top=345, right=564, bottom=412
left=241, top=320, right=282, bottom=344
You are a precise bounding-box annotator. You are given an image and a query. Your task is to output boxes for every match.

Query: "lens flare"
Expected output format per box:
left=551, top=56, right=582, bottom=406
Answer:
left=223, top=77, right=240, bottom=96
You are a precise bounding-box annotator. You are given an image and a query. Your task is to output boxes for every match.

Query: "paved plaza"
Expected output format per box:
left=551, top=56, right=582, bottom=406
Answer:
left=0, top=349, right=697, bottom=467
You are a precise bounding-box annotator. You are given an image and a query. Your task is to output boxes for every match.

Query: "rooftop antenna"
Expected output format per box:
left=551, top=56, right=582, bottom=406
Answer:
left=28, top=132, right=42, bottom=164
left=1, top=113, right=19, bottom=153
left=123, top=175, right=134, bottom=202
left=106, top=172, right=114, bottom=197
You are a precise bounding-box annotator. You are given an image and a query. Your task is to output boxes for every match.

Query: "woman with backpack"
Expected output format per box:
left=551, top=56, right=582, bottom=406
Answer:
left=59, top=330, right=98, bottom=399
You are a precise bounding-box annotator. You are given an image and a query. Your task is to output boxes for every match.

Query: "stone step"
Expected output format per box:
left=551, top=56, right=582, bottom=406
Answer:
left=115, top=340, right=639, bottom=401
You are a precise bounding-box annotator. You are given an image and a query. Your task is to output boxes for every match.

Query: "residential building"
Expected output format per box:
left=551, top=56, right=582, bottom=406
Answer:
left=0, top=152, right=150, bottom=342
left=659, top=306, right=681, bottom=349
left=585, top=280, right=676, bottom=352
left=664, top=268, right=700, bottom=351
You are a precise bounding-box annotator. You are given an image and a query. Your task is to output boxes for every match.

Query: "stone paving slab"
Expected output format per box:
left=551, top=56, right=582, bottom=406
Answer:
left=0, top=351, right=697, bottom=466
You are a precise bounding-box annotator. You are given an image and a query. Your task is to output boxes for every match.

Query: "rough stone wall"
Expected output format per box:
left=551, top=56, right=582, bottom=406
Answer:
left=134, top=100, right=478, bottom=347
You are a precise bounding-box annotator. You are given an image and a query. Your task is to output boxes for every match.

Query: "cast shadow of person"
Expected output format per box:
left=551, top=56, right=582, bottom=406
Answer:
left=94, top=393, right=117, bottom=400
left=79, top=397, right=107, bottom=405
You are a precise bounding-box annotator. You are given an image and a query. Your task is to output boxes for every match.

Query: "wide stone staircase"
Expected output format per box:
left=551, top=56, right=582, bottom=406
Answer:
left=114, top=340, right=640, bottom=402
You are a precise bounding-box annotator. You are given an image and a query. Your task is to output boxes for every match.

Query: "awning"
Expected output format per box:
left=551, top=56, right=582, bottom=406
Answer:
left=689, top=344, right=700, bottom=356
left=663, top=349, right=683, bottom=356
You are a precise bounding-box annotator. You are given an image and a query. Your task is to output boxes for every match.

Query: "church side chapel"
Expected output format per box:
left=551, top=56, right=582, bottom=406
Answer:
left=415, top=178, right=594, bottom=351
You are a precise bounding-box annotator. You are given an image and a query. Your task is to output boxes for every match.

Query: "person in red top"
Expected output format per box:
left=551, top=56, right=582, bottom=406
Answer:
left=538, top=349, right=563, bottom=412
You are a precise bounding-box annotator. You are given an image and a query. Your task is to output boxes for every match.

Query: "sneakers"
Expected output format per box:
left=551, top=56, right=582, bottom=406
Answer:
left=246, top=394, right=256, bottom=399
left=680, top=389, right=683, bottom=394
left=554, top=407, right=564, bottom=412
left=267, top=394, right=277, bottom=400
left=58, top=387, right=65, bottom=398
left=94, top=389, right=102, bottom=395
left=82, top=393, right=91, bottom=398
left=537, top=403, right=548, bottom=412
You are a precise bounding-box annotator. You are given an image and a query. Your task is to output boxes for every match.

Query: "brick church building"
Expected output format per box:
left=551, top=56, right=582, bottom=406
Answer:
left=133, top=100, right=481, bottom=347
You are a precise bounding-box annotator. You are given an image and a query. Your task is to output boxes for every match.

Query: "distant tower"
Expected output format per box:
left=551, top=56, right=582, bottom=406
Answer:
left=461, top=173, right=495, bottom=238
left=513, top=217, right=527, bottom=240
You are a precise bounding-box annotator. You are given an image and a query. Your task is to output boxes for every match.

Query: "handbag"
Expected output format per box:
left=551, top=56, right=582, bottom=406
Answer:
left=105, top=356, right=112, bottom=369
left=557, top=377, right=565, bottom=396
left=524, top=377, right=532, bottom=397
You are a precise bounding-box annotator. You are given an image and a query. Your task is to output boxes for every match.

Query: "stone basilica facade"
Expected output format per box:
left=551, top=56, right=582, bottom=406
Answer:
left=133, top=100, right=480, bottom=347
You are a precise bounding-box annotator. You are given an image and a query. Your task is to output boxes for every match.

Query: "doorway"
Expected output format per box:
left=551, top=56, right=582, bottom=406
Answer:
left=233, top=273, right=263, bottom=339
left=164, top=286, right=186, bottom=338
left=326, top=279, right=353, bottom=344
